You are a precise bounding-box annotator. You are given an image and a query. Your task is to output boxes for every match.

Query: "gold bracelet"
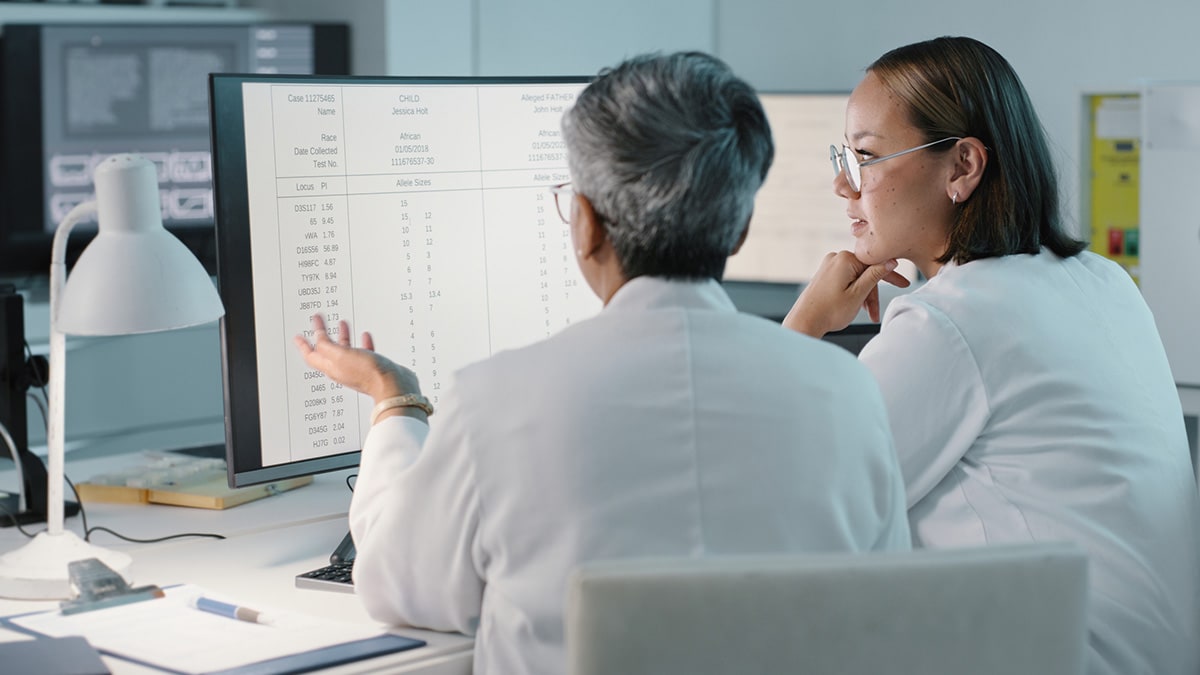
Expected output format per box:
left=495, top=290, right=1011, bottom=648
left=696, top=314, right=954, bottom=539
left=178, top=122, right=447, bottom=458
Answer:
left=371, top=394, right=434, bottom=424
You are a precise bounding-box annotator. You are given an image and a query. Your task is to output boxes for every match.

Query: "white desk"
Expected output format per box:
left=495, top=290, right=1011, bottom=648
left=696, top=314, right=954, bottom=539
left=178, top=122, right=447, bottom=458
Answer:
left=0, top=451, right=474, bottom=674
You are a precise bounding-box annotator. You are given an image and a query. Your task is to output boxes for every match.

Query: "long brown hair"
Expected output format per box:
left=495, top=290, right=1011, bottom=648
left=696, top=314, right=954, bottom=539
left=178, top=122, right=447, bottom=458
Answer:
left=869, top=36, right=1085, bottom=263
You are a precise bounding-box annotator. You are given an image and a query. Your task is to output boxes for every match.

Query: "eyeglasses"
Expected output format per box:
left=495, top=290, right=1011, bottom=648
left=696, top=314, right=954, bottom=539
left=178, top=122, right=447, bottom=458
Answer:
left=548, top=182, right=574, bottom=224
left=830, top=137, right=961, bottom=192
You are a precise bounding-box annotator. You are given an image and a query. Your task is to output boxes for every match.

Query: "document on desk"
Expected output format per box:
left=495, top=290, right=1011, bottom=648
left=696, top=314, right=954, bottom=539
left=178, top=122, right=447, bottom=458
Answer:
left=2, top=584, right=425, bottom=674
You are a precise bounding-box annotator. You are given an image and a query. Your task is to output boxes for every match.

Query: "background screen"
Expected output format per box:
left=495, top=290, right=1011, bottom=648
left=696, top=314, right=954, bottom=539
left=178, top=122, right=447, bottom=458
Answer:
left=0, top=22, right=350, bottom=277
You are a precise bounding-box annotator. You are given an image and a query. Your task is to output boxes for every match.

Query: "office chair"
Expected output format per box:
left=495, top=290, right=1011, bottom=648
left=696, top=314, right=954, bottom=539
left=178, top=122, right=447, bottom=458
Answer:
left=566, top=543, right=1089, bottom=675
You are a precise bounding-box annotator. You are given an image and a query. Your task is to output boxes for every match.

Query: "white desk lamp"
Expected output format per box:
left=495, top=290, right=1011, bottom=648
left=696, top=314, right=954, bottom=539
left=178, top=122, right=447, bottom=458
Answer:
left=0, top=154, right=225, bottom=599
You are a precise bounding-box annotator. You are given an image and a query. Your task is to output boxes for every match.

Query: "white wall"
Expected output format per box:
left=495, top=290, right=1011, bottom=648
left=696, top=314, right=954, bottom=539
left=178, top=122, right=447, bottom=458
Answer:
left=248, top=0, right=1200, bottom=239
left=475, top=0, right=714, bottom=76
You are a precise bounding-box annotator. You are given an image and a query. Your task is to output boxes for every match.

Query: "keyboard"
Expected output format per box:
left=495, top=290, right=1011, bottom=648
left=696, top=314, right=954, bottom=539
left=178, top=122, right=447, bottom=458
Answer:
left=295, top=560, right=356, bottom=593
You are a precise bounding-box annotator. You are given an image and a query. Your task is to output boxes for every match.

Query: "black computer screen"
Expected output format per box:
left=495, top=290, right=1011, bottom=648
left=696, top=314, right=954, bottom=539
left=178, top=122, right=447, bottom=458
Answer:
left=210, top=73, right=602, bottom=487
left=0, top=23, right=349, bottom=277
left=821, top=323, right=881, bottom=356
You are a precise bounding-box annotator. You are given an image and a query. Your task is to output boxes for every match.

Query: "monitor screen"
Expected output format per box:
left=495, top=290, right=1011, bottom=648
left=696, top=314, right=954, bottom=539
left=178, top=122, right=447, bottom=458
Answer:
left=210, top=74, right=602, bottom=487
left=724, top=92, right=851, bottom=284
left=0, top=22, right=350, bottom=277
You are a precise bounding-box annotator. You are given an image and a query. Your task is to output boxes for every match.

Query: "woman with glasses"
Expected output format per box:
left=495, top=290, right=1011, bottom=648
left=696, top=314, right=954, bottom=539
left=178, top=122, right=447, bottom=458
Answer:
left=295, top=52, right=912, bottom=675
left=785, top=36, right=1200, bottom=675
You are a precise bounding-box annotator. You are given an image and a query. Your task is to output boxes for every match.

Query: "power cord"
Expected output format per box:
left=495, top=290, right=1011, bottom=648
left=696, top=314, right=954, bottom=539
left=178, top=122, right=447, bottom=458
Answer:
left=24, top=340, right=48, bottom=411
left=0, top=483, right=225, bottom=543
left=26, top=390, right=47, bottom=430
left=0, top=418, right=28, bottom=513
left=83, top=524, right=225, bottom=545
left=67, top=475, right=224, bottom=544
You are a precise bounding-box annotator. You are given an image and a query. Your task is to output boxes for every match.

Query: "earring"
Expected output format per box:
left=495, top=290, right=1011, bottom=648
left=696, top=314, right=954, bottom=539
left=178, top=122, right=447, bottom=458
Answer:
left=951, top=191, right=959, bottom=205
left=575, top=248, right=585, bottom=258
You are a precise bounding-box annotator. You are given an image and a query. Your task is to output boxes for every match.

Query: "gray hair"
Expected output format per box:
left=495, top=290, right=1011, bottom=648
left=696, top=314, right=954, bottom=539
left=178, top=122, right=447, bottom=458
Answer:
left=561, top=52, right=774, bottom=280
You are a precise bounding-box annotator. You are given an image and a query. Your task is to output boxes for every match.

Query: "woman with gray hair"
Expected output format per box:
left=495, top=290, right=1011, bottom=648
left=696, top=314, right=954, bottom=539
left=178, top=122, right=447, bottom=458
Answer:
left=296, top=51, right=911, bottom=675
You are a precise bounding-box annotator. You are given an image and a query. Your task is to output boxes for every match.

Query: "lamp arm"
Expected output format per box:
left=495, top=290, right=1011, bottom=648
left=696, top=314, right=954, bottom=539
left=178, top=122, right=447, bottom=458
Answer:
left=50, top=202, right=96, bottom=267
left=46, top=201, right=97, bottom=537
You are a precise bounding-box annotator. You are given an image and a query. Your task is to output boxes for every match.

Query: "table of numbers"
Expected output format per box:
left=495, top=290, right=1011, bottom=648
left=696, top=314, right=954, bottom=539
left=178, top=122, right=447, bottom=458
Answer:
left=241, top=81, right=599, bottom=467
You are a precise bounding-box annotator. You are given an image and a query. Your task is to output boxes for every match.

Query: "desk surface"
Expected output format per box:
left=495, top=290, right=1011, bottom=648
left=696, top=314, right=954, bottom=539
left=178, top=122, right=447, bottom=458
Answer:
left=0, top=452, right=474, bottom=674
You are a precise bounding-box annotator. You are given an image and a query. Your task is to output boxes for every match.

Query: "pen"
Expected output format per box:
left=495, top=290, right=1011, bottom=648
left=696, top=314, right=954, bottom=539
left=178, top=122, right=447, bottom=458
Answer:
left=191, top=596, right=275, bottom=626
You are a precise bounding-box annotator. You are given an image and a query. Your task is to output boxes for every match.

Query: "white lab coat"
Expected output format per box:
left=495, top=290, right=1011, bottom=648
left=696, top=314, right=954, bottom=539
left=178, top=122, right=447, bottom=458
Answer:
left=861, top=249, right=1200, bottom=675
left=350, top=276, right=911, bottom=675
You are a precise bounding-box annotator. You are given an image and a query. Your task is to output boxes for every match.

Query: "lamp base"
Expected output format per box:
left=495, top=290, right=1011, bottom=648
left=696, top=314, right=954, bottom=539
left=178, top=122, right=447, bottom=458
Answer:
left=0, top=529, right=132, bottom=599
left=0, top=491, right=82, bottom=527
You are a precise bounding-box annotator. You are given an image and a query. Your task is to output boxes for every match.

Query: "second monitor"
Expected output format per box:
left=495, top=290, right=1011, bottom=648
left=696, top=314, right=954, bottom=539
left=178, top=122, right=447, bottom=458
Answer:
left=0, top=22, right=350, bottom=277
left=724, top=92, right=852, bottom=285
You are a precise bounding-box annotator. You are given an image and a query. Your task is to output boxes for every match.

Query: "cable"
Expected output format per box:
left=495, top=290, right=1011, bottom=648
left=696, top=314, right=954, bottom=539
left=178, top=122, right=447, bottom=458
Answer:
left=64, top=474, right=225, bottom=544
left=84, top=525, right=225, bottom=544
left=26, top=390, right=47, bottom=432
left=345, top=473, right=356, bottom=493
left=66, top=474, right=89, bottom=539
left=0, top=417, right=28, bottom=512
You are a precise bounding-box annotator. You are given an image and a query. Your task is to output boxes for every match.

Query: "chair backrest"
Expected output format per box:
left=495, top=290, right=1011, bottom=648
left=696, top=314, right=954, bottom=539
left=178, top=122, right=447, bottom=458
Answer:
left=566, top=543, right=1089, bottom=675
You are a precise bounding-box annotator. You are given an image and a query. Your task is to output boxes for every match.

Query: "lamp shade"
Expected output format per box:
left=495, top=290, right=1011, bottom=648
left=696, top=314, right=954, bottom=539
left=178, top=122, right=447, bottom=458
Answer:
left=56, top=155, right=224, bottom=335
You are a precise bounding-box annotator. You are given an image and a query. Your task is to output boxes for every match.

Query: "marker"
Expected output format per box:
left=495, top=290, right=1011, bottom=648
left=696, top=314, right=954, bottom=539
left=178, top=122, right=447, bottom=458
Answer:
left=191, top=596, right=275, bottom=626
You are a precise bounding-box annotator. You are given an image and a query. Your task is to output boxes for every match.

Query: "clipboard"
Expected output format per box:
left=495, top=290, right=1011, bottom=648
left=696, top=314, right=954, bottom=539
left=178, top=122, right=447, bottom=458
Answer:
left=1, top=584, right=425, bottom=674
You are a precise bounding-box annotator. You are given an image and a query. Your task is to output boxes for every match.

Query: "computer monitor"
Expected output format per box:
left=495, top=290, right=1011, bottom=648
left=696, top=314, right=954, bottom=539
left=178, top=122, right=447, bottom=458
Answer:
left=210, top=73, right=602, bottom=487
left=0, top=22, right=350, bottom=278
left=724, top=92, right=852, bottom=285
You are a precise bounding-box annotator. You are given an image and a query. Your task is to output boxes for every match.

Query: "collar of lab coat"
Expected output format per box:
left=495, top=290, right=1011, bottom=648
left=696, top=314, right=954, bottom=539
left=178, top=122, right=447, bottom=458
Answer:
left=923, top=247, right=1053, bottom=290
left=603, top=276, right=736, bottom=314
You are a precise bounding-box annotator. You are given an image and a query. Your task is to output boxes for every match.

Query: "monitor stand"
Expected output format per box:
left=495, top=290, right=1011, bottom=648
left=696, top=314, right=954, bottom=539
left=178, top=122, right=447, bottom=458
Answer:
left=0, top=285, right=81, bottom=527
left=0, top=443, right=83, bottom=527
left=0, top=492, right=81, bottom=526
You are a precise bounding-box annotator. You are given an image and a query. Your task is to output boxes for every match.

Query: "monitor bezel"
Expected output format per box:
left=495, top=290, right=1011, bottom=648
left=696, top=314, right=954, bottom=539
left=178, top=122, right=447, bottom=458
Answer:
left=0, top=22, right=350, bottom=280
left=210, top=72, right=592, bottom=487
